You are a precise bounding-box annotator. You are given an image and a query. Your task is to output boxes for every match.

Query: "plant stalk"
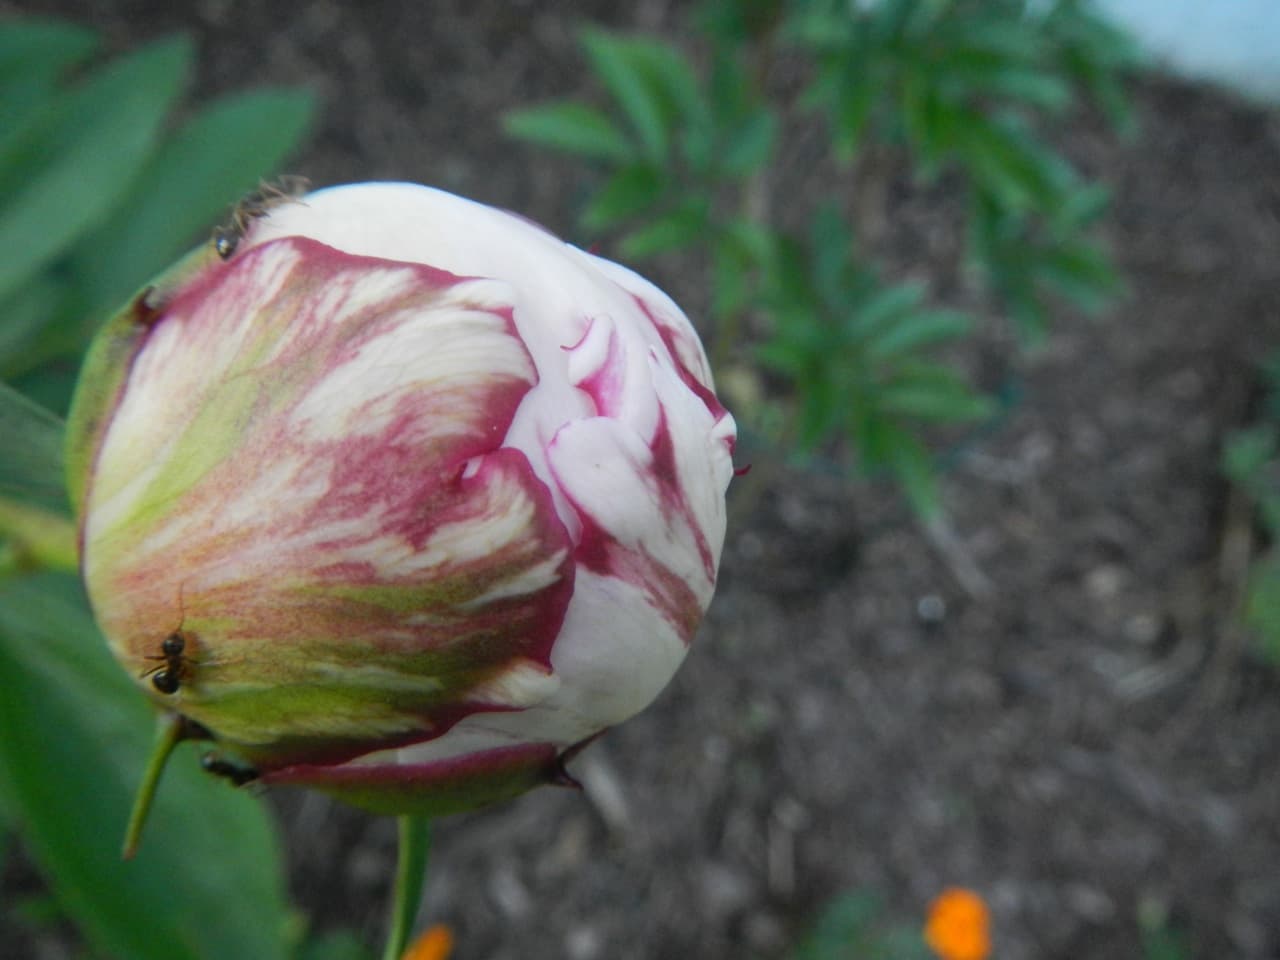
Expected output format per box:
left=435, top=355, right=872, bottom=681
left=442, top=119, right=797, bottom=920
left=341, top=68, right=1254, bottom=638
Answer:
left=121, top=712, right=185, bottom=859
left=381, top=814, right=432, bottom=960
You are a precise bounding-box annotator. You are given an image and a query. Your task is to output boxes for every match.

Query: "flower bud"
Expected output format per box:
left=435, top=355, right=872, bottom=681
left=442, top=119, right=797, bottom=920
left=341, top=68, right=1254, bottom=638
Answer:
left=67, top=182, right=736, bottom=816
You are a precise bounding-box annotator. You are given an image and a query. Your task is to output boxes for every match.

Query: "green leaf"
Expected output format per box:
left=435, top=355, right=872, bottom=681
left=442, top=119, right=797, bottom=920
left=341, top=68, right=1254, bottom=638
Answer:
left=808, top=205, right=856, bottom=309
left=720, top=108, right=778, bottom=177
left=795, top=890, right=882, bottom=960
left=846, top=280, right=926, bottom=341
left=580, top=29, right=672, bottom=163
left=879, top=366, right=995, bottom=422
left=0, top=380, right=66, bottom=512
left=796, top=368, right=840, bottom=448
left=0, top=20, right=98, bottom=83
left=0, top=276, right=65, bottom=378
left=581, top=163, right=665, bottom=231
left=0, top=36, right=193, bottom=304
left=1036, top=242, right=1120, bottom=313
left=866, top=309, right=971, bottom=360
left=618, top=199, right=709, bottom=259
left=66, top=87, right=316, bottom=339
left=0, top=574, right=294, bottom=960
left=297, top=930, right=376, bottom=960
left=503, top=101, right=633, bottom=162
left=1223, top=425, right=1276, bottom=489
left=956, top=112, right=1069, bottom=214
left=1246, top=552, right=1280, bottom=666
left=0, top=20, right=99, bottom=160
left=888, top=429, right=942, bottom=518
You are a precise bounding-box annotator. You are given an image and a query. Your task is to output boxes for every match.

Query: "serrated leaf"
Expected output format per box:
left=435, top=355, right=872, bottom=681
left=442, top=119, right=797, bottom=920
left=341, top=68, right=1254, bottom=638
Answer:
left=0, top=574, right=293, bottom=960
left=0, top=36, right=193, bottom=304
left=503, top=101, right=633, bottom=162
left=0, top=380, right=66, bottom=512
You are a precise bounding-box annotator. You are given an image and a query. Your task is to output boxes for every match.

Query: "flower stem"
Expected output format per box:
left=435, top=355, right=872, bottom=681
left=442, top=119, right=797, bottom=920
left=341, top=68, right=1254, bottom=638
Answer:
left=122, top=712, right=184, bottom=859
left=381, top=814, right=432, bottom=960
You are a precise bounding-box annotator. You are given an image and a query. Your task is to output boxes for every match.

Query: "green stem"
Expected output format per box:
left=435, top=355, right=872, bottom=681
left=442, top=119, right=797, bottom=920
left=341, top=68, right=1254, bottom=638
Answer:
left=121, top=712, right=184, bottom=859
left=381, top=814, right=432, bottom=960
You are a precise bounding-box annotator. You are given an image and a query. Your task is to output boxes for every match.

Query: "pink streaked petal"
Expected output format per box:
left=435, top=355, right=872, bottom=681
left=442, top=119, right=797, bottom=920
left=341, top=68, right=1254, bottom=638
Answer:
left=547, top=413, right=714, bottom=643
left=262, top=742, right=565, bottom=817
left=83, top=237, right=578, bottom=755
left=573, top=251, right=719, bottom=393
left=537, top=567, right=690, bottom=730
left=564, top=312, right=657, bottom=428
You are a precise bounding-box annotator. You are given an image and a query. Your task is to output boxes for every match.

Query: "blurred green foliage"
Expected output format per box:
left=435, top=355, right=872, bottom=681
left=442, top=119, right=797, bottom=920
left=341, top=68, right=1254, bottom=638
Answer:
left=793, top=890, right=931, bottom=959
left=0, top=17, right=324, bottom=960
left=1222, top=354, right=1280, bottom=664
left=505, top=0, right=1136, bottom=516
left=1138, top=897, right=1193, bottom=960
left=0, top=18, right=315, bottom=416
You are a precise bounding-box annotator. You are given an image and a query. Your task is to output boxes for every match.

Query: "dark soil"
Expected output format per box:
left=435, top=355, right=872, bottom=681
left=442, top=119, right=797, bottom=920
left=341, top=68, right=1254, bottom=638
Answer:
left=6, top=3, right=1280, bottom=959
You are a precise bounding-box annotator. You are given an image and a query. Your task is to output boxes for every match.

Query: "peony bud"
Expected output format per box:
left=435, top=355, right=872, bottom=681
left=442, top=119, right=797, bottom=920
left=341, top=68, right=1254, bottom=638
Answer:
left=67, top=182, right=736, bottom=817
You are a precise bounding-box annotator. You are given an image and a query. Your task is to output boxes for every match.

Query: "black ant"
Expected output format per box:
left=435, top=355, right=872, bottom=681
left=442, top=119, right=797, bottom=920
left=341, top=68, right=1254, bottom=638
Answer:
left=141, top=584, right=195, bottom=695
left=142, top=630, right=191, bottom=695
left=201, top=753, right=260, bottom=787
left=212, top=175, right=310, bottom=260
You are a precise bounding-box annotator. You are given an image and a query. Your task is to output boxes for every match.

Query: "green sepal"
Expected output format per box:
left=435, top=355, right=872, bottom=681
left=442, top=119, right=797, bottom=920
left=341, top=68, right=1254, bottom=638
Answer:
left=64, top=242, right=216, bottom=518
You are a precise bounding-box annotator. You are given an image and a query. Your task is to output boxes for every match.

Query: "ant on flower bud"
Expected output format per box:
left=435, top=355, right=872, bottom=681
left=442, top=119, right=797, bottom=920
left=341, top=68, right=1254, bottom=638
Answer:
left=142, top=630, right=190, bottom=694
left=140, top=584, right=197, bottom=694
left=201, top=753, right=260, bottom=786
left=212, top=175, right=310, bottom=260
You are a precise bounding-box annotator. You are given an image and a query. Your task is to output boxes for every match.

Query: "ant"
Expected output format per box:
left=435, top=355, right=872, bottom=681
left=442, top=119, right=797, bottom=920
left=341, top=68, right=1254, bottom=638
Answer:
left=201, top=753, right=260, bottom=787
left=140, top=584, right=195, bottom=695
left=142, top=630, right=191, bottom=695
left=212, top=175, right=310, bottom=260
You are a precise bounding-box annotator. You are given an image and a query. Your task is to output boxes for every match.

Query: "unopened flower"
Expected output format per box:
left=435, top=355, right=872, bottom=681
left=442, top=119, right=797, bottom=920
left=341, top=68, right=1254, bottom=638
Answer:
left=67, top=182, right=735, bottom=816
left=924, top=887, right=991, bottom=960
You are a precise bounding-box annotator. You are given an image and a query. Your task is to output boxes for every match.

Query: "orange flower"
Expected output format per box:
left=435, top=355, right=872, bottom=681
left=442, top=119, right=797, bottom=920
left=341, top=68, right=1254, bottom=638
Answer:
left=401, top=924, right=455, bottom=960
left=924, top=887, right=991, bottom=960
